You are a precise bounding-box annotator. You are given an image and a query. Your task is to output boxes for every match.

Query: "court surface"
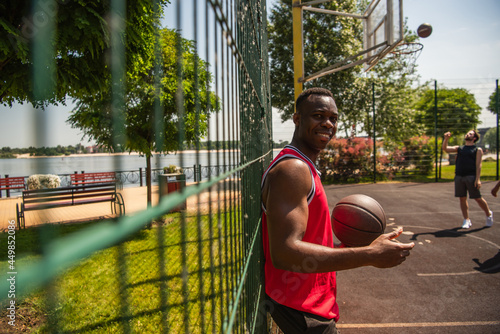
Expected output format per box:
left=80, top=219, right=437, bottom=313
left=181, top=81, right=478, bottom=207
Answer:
left=325, top=181, right=500, bottom=333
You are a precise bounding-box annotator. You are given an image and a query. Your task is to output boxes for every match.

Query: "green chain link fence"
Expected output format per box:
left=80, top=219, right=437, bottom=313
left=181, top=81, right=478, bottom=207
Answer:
left=0, top=0, right=272, bottom=333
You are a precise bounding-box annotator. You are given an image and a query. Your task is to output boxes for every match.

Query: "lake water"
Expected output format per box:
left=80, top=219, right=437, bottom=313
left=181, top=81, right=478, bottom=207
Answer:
left=0, top=150, right=279, bottom=178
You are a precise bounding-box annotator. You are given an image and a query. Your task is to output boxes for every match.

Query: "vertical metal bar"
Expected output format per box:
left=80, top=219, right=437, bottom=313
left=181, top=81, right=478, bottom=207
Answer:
left=372, top=81, right=376, bottom=183
left=292, top=0, right=304, bottom=105
left=434, top=80, right=438, bottom=182
left=192, top=0, right=207, bottom=332
left=228, top=3, right=237, bottom=330
left=151, top=2, right=167, bottom=331
left=153, top=0, right=164, bottom=209
left=221, top=2, right=231, bottom=329
left=174, top=2, right=190, bottom=332
left=496, top=79, right=499, bottom=180
left=139, top=168, right=143, bottom=187
left=31, top=0, right=58, bottom=331
left=109, top=1, right=130, bottom=332
left=214, top=4, right=225, bottom=330
left=205, top=4, right=217, bottom=332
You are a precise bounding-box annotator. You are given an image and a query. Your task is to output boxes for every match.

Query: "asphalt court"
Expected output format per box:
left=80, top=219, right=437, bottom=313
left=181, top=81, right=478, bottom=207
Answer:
left=324, top=181, right=500, bottom=333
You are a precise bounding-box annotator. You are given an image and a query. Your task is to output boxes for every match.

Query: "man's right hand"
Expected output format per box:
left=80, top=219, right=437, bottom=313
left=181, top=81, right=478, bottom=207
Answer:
left=444, top=132, right=451, bottom=138
left=368, top=228, right=415, bottom=268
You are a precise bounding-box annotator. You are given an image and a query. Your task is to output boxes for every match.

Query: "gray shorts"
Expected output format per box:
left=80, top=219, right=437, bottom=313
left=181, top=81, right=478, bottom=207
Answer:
left=265, top=295, right=339, bottom=334
left=455, top=175, right=481, bottom=199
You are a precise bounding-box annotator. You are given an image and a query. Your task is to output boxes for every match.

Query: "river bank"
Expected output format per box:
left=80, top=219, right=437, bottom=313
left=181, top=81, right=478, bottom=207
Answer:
left=13, top=149, right=250, bottom=159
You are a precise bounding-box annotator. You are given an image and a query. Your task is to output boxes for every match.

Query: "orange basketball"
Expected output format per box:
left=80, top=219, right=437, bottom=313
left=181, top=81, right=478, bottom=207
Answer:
left=331, top=194, right=386, bottom=247
left=417, top=23, right=432, bottom=38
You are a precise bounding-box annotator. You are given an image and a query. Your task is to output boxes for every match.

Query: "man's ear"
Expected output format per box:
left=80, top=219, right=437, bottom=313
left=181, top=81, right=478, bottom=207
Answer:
left=292, top=112, right=300, bottom=126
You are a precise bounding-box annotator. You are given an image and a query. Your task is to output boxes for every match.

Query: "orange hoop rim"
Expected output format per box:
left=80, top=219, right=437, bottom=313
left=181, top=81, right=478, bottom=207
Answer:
left=390, top=42, right=424, bottom=55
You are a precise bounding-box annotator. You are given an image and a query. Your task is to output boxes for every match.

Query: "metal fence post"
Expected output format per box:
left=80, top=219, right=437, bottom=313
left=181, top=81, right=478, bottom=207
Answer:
left=434, top=80, right=438, bottom=182
left=5, top=174, right=9, bottom=198
left=496, top=79, right=499, bottom=180
left=372, top=81, right=377, bottom=183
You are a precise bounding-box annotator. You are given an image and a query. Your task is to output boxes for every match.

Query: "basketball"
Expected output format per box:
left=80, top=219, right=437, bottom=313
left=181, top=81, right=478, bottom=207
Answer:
left=417, top=23, right=432, bottom=38
left=331, top=194, right=386, bottom=247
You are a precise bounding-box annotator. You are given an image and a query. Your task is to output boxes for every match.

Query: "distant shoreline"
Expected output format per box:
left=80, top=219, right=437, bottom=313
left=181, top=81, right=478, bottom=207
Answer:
left=13, top=149, right=282, bottom=159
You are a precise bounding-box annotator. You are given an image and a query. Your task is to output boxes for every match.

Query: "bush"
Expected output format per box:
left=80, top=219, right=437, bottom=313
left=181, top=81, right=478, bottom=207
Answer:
left=381, top=136, right=435, bottom=177
left=27, top=174, right=61, bottom=190
left=317, top=137, right=373, bottom=183
left=163, top=165, right=183, bottom=174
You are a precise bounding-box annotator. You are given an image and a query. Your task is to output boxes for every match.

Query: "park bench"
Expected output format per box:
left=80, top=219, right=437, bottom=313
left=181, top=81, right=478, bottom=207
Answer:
left=0, top=176, right=25, bottom=198
left=16, top=182, right=125, bottom=229
left=71, top=172, right=119, bottom=186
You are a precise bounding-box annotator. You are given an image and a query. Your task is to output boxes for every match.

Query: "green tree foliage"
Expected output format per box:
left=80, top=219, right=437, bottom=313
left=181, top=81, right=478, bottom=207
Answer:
left=68, top=28, right=219, bottom=204
left=484, top=127, right=498, bottom=152
left=0, top=0, right=168, bottom=107
left=414, top=87, right=481, bottom=143
left=487, top=88, right=499, bottom=115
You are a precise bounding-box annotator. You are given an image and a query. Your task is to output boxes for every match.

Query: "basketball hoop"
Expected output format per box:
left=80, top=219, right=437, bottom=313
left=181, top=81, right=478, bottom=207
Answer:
left=389, top=42, right=423, bottom=75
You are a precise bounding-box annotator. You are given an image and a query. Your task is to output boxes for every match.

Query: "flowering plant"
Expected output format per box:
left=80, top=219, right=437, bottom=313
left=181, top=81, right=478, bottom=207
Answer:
left=317, top=137, right=373, bottom=183
left=27, top=174, right=61, bottom=190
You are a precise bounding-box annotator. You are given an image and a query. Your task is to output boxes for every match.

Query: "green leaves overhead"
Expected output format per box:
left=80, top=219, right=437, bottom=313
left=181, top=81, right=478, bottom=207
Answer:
left=0, top=0, right=169, bottom=107
left=68, top=27, right=219, bottom=157
left=415, top=87, right=481, bottom=139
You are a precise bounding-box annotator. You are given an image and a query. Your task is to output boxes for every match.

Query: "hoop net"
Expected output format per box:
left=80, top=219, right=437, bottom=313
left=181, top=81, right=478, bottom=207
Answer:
left=388, top=42, right=423, bottom=75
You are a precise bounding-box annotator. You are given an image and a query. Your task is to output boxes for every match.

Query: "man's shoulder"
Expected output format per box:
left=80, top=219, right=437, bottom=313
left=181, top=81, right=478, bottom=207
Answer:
left=268, top=157, right=310, bottom=177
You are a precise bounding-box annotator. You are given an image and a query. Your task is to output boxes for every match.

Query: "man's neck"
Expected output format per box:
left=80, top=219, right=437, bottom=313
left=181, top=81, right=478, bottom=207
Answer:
left=289, top=139, right=320, bottom=162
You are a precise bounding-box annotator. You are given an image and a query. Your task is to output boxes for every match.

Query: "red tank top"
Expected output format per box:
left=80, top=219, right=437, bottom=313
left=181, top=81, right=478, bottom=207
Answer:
left=261, top=145, right=339, bottom=321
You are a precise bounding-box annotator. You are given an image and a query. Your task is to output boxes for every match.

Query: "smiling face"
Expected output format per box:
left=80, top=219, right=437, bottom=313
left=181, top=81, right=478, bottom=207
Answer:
left=291, top=94, right=338, bottom=160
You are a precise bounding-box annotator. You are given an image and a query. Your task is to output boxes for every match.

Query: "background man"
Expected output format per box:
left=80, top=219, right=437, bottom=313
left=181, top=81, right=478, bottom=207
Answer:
left=442, top=130, right=493, bottom=228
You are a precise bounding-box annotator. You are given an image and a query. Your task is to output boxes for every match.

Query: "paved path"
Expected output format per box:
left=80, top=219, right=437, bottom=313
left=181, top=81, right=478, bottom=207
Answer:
left=0, top=184, right=234, bottom=230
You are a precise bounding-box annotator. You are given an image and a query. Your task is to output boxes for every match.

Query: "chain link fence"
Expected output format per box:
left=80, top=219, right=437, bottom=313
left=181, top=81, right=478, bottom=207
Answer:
left=0, top=0, right=272, bottom=333
left=317, top=79, right=499, bottom=183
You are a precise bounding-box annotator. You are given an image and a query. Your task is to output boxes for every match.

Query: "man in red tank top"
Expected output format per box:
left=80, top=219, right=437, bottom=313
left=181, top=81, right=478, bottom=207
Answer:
left=261, top=88, right=415, bottom=333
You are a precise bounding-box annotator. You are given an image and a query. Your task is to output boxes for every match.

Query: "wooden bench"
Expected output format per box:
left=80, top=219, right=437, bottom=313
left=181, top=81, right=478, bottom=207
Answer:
left=0, top=177, right=25, bottom=198
left=71, top=172, right=118, bottom=186
left=16, top=182, right=125, bottom=229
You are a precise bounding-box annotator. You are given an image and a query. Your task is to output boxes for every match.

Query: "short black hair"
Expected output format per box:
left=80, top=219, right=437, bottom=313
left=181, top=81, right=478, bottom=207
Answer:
left=472, top=130, right=480, bottom=143
left=295, top=87, right=334, bottom=114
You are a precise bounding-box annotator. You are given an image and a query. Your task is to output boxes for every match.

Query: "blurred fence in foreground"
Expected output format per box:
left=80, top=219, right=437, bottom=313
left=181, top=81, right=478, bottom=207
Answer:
left=0, top=0, right=272, bottom=333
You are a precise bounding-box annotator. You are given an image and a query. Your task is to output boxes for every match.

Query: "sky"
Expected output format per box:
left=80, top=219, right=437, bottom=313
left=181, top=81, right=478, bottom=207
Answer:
left=0, top=0, right=499, bottom=148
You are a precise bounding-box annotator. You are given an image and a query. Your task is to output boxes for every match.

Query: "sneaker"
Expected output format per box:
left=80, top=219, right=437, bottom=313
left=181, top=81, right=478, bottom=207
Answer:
left=462, top=219, right=472, bottom=229
left=486, top=211, right=493, bottom=227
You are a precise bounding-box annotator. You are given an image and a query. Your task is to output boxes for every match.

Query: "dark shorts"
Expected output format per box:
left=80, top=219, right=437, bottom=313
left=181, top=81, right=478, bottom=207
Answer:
left=265, top=295, right=339, bottom=334
left=455, top=175, right=481, bottom=199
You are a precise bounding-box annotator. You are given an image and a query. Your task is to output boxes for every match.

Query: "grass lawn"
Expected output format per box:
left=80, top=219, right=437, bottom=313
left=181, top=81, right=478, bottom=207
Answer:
left=370, top=160, right=500, bottom=184
left=435, top=160, right=499, bottom=182
left=0, top=212, right=241, bottom=333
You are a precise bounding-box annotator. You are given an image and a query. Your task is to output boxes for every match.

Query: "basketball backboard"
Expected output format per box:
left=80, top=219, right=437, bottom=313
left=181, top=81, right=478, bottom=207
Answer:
left=292, top=0, right=404, bottom=99
left=363, top=0, right=404, bottom=71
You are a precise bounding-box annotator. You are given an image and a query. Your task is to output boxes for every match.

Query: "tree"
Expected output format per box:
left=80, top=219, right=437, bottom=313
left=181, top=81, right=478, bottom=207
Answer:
left=414, top=87, right=481, bottom=143
left=483, top=127, right=497, bottom=152
left=68, top=28, right=219, bottom=205
left=487, top=88, right=499, bottom=116
left=0, top=0, right=169, bottom=107
left=267, top=0, right=365, bottom=129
